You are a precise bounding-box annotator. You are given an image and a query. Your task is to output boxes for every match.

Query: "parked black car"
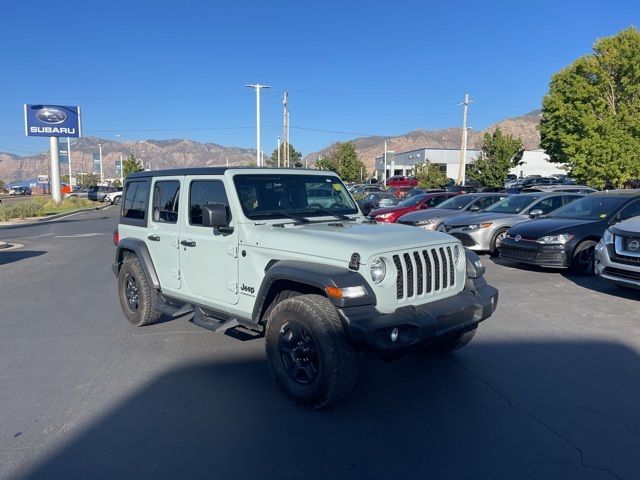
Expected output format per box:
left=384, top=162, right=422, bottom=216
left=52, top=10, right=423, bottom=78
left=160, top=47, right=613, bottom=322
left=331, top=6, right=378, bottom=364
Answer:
left=357, top=192, right=400, bottom=216
left=500, top=191, right=640, bottom=274
left=87, top=185, right=117, bottom=202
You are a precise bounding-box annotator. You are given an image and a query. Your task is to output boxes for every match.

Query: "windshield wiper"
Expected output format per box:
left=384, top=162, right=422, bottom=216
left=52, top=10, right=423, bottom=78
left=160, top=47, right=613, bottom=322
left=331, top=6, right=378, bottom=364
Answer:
left=255, top=211, right=310, bottom=223
left=296, top=208, right=353, bottom=221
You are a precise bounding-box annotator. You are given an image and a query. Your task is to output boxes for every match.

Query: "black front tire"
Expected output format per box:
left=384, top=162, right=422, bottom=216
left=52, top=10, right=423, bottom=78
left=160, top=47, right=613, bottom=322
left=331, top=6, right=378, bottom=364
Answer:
left=113, top=196, right=121, bottom=205
left=265, top=294, right=359, bottom=409
left=570, top=240, right=597, bottom=275
left=117, top=255, right=161, bottom=326
left=490, top=228, right=508, bottom=256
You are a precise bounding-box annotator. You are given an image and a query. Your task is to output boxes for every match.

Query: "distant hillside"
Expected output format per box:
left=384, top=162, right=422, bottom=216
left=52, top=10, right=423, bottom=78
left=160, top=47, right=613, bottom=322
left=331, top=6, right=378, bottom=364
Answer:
left=0, top=110, right=541, bottom=182
left=303, top=110, right=541, bottom=173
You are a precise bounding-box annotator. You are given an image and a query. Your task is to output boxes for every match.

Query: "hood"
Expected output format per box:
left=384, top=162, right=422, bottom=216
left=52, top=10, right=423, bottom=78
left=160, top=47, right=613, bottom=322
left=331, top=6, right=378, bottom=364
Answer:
left=369, top=205, right=412, bottom=217
left=610, top=216, right=640, bottom=237
left=399, top=208, right=458, bottom=222
left=507, top=217, right=606, bottom=238
left=444, top=211, right=517, bottom=227
left=248, top=220, right=457, bottom=263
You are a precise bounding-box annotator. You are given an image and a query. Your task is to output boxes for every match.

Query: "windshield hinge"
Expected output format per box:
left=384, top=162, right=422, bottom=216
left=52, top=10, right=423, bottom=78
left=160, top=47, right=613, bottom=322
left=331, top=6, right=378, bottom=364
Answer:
left=227, top=281, right=238, bottom=294
left=228, top=245, right=238, bottom=258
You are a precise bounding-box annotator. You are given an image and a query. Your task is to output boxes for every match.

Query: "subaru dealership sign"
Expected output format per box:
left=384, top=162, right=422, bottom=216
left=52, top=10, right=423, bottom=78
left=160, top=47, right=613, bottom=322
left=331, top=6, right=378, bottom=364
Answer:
left=24, top=105, right=82, bottom=138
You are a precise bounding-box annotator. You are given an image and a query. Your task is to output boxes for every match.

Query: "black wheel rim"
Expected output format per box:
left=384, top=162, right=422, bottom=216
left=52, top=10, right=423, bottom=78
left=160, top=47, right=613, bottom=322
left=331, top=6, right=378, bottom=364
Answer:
left=124, top=273, right=140, bottom=311
left=278, top=321, right=320, bottom=386
left=578, top=246, right=595, bottom=273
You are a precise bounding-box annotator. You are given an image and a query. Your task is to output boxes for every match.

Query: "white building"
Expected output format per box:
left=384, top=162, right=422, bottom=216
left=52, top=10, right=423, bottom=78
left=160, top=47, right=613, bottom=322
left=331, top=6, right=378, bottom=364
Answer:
left=375, top=147, right=566, bottom=180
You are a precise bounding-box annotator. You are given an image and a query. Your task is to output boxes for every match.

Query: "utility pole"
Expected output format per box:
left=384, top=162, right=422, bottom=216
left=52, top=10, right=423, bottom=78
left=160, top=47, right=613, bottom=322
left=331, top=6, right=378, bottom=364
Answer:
left=282, top=92, right=289, bottom=167
left=383, top=141, right=388, bottom=186
left=226, top=157, right=229, bottom=167
left=67, top=137, right=72, bottom=187
left=246, top=83, right=270, bottom=166
left=277, top=136, right=281, bottom=167
left=98, top=143, right=104, bottom=184
left=119, top=154, right=123, bottom=185
left=457, top=92, right=472, bottom=185
left=49, top=138, right=62, bottom=203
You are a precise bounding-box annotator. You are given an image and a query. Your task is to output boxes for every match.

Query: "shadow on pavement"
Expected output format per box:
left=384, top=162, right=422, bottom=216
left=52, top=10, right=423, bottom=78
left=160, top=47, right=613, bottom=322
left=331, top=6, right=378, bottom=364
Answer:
left=0, top=250, right=46, bottom=265
left=20, top=341, right=640, bottom=480
left=562, top=273, right=640, bottom=300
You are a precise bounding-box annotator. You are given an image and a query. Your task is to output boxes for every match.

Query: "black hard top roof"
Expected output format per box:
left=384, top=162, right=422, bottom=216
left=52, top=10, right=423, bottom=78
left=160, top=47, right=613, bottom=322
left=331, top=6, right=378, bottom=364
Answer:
left=127, top=167, right=322, bottom=179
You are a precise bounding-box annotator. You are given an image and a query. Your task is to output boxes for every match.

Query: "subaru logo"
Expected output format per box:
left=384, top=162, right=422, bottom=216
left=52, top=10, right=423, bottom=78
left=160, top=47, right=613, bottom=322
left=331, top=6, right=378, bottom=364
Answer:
left=36, top=107, right=67, bottom=124
left=514, top=234, right=522, bottom=242
left=628, top=240, right=640, bottom=251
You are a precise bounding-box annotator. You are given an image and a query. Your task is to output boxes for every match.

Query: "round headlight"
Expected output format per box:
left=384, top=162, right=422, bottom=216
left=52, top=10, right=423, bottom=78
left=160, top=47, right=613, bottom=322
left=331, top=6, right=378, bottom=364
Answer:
left=370, top=257, right=386, bottom=284
left=453, top=245, right=461, bottom=265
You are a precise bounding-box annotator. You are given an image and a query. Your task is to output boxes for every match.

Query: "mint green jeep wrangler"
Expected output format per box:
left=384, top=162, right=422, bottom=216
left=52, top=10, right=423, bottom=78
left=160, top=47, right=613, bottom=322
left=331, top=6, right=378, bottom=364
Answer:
left=113, top=168, right=498, bottom=408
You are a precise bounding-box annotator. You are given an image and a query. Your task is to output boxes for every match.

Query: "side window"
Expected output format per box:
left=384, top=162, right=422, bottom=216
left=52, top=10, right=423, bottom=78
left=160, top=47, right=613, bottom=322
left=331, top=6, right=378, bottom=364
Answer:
left=152, top=181, right=180, bottom=224
left=618, top=200, right=640, bottom=221
left=122, top=180, right=149, bottom=220
left=563, top=194, right=581, bottom=205
left=189, top=180, right=229, bottom=226
left=478, top=196, right=502, bottom=209
left=535, top=195, right=564, bottom=214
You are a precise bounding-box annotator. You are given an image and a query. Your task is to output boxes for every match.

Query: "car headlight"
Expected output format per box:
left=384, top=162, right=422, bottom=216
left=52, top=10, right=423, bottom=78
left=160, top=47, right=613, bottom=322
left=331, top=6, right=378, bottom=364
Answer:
left=370, top=257, right=386, bottom=284
left=375, top=212, right=394, bottom=220
left=536, top=233, right=574, bottom=244
left=602, top=229, right=614, bottom=244
left=414, top=219, right=432, bottom=226
left=463, top=222, right=492, bottom=231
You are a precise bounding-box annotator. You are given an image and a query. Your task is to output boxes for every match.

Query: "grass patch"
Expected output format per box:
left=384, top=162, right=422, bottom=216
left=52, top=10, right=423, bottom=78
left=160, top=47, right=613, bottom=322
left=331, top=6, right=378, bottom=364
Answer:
left=0, top=197, right=99, bottom=222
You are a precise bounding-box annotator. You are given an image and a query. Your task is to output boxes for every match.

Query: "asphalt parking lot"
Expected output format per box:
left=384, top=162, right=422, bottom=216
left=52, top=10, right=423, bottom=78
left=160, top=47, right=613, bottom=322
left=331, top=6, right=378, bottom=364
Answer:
left=1, top=207, right=639, bottom=480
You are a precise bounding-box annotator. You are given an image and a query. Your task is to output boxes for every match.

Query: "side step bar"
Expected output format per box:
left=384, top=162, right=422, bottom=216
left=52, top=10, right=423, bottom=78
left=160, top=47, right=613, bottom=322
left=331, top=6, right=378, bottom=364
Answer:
left=155, top=297, right=195, bottom=319
left=192, top=306, right=263, bottom=334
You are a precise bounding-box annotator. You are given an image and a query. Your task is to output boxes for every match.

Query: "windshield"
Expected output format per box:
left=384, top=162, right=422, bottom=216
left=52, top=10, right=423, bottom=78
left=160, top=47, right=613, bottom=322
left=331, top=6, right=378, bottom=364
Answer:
left=438, top=194, right=477, bottom=210
left=398, top=194, right=427, bottom=207
left=549, top=196, right=628, bottom=220
left=485, top=195, right=537, bottom=214
left=233, top=174, right=358, bottom=220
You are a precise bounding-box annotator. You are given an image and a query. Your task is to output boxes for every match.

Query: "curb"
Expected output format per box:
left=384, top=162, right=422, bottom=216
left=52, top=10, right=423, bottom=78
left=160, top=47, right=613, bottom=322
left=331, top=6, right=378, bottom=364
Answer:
left=0, top=204, right=112, bottom=229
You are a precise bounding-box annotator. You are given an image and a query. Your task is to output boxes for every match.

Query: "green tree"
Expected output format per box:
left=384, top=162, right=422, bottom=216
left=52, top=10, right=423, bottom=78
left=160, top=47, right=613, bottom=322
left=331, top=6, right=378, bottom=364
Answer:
left=122, top=155, right=143, bottom=178
left=315, top=142, right=365, bottom=182
left=540, top=27, right=640, bottom=188
left=0, top=179, right=4, bottom=192
left=415, top=161, right=448, bottom=189
left=468, top=127, right=524, bottom=188
left=268, top=143, right=303, bottom=167
left=112, top=178, right=122, bottom=189
left=78, top=173, right=99, bottom=188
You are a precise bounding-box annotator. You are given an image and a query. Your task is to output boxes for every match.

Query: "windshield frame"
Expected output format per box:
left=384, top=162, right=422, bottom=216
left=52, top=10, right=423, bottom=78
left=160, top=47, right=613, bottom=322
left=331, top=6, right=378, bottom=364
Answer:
left=437, top=194, right=478, bottom=210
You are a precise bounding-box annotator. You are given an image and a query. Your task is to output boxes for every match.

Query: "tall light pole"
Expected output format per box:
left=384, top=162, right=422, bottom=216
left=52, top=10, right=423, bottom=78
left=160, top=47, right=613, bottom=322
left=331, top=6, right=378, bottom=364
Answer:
left=457, top=92, right=472, bottom=186
left=246, top=83, right=270, bottom=166
left=277, top=136, right=281, bottom=167
left=383, top=141, right=388, bottom=186
left=98, top=143, right=104, bottom=183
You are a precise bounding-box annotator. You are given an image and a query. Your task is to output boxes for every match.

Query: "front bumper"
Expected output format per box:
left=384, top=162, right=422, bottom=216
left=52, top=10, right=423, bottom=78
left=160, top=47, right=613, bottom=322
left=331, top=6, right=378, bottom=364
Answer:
left=499, top=238, right=569, bottom=268
left=336, top=277, right=498, bottom=352
left=445, top=228, right=492, bottom=251
left=595, top=241, right=640, bottom=289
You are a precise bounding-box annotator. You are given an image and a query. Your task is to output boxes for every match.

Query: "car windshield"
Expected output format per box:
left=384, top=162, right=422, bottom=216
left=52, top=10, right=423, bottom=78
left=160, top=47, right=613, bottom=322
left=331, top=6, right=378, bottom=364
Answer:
left=233, top=174, right=358, bottom=220
left=548, top=195, right=628, bottom=220
left=398, top=194, right=428, bottom=207
left=484, top=195, right=537, bottom=214
left=438, top=194, right=477, bottom=210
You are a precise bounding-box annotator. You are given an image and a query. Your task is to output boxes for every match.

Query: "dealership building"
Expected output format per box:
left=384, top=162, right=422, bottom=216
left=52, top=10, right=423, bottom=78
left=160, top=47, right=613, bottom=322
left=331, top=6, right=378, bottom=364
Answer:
left=374, top=147, right=565, bottom=180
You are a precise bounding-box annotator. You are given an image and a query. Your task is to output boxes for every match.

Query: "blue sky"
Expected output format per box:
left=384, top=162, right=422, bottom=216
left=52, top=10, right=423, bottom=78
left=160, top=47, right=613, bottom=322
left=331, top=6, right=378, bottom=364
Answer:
left=1, top=0, right=637, bottom=157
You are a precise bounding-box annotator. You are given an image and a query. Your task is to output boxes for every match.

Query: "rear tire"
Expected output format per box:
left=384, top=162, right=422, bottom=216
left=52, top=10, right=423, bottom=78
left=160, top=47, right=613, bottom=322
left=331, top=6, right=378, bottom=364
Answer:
left=570, top=240, right=597, bottom=275
left=114, top=196, right=121, bottom=205
left=118, top=255, right=161, bottom=326
left=265, top=294, right=359, bottom=409
left=490, top=228, right=508, bottom=256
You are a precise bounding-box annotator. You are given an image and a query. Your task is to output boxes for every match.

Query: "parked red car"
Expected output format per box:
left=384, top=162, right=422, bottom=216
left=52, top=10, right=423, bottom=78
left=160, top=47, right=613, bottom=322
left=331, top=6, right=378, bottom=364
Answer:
left=386, top=175, right=418, bottom=188
left=369, top=192, right=459, bottom=223
left=387, top=186, right=413, bottom=198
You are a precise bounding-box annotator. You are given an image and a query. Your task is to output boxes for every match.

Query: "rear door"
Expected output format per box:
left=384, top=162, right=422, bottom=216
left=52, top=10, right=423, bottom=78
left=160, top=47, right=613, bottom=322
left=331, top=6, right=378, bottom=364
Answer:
left=147, top=177, right=182, bottom=291
left=179, top=176, right=239, bottom=306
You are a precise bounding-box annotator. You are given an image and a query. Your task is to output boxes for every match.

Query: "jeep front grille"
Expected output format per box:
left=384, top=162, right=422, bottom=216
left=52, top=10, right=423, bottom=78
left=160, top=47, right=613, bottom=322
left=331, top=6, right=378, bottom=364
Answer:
left=393, top=246, right=456, bottom=300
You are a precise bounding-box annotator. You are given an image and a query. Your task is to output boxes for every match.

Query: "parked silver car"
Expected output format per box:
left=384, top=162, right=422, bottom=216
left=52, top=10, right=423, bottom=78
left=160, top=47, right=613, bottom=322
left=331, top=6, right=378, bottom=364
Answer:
left=441, top=192, right=583, bottom=254
left=595, top=216, right=640, bottom=289
left=397, top=193, right=508, bottom=231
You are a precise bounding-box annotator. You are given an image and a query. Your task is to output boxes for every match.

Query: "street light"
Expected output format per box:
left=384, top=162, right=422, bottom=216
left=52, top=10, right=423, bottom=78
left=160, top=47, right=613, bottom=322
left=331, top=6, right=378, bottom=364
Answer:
left=383, top=141, right=395, bottom=187
left=246, top=83, right=270, bottom=166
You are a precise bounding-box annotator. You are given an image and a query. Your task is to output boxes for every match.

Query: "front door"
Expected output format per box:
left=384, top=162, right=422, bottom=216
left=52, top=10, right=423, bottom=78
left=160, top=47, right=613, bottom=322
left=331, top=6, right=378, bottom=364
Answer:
left=179, top=176, right=239, bottom=306
left=147, top=177, right=182, bottom=291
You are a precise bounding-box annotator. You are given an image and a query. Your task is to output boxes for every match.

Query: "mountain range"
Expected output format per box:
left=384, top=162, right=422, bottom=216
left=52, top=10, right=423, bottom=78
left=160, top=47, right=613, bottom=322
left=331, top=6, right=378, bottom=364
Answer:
left=0, top=110, right=541, bottom=183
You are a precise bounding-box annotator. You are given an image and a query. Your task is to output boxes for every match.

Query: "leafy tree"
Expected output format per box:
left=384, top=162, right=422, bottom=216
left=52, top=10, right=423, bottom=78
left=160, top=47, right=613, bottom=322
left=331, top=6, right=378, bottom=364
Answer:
left=122, top=155, right=143, bottom=178
left=315, top=142, right=365, bottom=182
left=415, top=161, right=448, bottom=189
left=468, top=127, right=524, bottom=188
left=0, top=179, right=4, bottom=192
left=268, top=143, right=303, bottom=167
left=78, top=173, right=99, bottom=188
left=112, top=179, right=122, bottom=188
left=540, top=27, right=640, bottom=188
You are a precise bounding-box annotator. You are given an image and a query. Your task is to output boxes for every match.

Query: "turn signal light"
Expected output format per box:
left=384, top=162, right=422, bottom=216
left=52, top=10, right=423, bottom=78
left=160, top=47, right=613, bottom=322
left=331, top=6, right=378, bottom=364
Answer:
left=113, top=229, right=120, bottom=246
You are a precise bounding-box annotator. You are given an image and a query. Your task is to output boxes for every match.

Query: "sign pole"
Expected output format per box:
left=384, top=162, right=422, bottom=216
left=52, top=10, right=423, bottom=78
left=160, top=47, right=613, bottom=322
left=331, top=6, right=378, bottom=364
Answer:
left=49, top=136, right=62, bottom=204
left=67, top=137, right=72, bottom=186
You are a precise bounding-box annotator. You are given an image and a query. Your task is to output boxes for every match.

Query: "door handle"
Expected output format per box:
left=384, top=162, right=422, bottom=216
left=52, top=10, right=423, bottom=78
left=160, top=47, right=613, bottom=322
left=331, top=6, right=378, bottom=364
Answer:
left=180, top=240, right=196, bottom=247
left=147, top=234, right=160, bottom=241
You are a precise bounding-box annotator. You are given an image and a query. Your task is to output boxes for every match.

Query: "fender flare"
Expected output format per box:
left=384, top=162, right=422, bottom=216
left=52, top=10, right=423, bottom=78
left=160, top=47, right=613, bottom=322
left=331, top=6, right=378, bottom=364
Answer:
left=251, top=260, right=376, bottom=322
left=113, top=237, right=160, bottom=290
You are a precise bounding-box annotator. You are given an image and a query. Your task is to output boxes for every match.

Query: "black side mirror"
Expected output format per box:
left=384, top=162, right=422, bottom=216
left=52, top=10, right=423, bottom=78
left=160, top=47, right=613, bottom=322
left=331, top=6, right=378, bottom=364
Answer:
left=202, top=203, right=233, bottom=232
